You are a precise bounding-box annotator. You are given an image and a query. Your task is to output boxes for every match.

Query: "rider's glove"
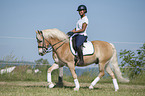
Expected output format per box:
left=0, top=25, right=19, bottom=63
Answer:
left=67, top=31, right=74, bottom=37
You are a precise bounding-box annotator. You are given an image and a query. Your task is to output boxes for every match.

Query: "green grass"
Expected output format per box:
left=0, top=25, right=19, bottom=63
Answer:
left=0, top=65, right=145, bottom=96
left=0, top=81, right=144, bottom=96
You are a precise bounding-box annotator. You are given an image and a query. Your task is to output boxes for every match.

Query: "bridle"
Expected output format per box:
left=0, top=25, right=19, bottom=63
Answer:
left=36, top=31, right=65, bottom=54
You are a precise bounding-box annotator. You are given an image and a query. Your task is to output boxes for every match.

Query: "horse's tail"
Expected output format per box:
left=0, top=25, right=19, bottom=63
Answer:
left=109, top=43, right=130, bottom=83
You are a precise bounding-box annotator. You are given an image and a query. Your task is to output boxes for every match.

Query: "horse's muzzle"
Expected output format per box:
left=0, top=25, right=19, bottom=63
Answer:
left=38, top=49, right=46, bottom=56
left=38, top=52, right=43, bottom=56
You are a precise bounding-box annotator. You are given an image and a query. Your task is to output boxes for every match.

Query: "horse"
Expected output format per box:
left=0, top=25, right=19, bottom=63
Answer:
left=35, top=28, right=129, bottom=91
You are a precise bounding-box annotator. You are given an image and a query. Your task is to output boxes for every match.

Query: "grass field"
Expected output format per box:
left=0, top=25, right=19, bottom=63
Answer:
left=0, top=81, right=144, bottom=96
left=0, top=65, right=145, bottom=96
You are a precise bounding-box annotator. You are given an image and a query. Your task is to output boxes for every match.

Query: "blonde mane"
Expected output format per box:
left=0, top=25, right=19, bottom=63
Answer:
left=42, top=28, right=69, bottom=42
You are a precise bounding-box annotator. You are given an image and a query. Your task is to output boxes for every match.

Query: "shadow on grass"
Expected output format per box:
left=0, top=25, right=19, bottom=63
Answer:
left=24, top=82, right=100, bottom=90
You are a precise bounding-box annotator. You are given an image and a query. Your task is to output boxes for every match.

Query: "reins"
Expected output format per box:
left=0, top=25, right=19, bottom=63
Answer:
left=52, top=41, right=65, bottom=51
left=37, top=31, right=66, bottom=53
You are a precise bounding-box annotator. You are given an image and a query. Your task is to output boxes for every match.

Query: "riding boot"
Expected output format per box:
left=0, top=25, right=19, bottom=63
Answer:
left=76, top=46, right=84, bottom=66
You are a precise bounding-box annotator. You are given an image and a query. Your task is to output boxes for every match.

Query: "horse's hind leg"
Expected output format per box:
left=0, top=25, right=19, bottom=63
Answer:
left=47, top=63, right=59, bottom=88
left=106, top=63, right=119, bottom=91
left=89, top=62, right=105, bottom=89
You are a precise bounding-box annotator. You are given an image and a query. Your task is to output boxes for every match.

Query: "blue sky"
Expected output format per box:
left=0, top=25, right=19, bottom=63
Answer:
left=0, top=0, right=145, bottom=64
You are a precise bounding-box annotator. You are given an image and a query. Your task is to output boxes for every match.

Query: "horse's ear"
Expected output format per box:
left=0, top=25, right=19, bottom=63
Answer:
left=35, top=31, right=38, bottom=34
left=37, top=30, right=42, bottom=34
left=36, top=30, right=41, bottom=34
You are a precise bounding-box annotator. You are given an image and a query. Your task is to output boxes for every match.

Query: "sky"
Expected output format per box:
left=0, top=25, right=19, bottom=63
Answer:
left=0, top=0, right=145, bottom=64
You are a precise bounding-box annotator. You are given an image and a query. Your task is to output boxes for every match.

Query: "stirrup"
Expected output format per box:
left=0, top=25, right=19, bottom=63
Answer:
left=76, top=60, right=84, bottom=66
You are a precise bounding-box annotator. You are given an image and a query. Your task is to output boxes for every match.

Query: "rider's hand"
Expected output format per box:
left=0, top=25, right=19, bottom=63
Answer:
left=67, top=31, right=74, bottom=37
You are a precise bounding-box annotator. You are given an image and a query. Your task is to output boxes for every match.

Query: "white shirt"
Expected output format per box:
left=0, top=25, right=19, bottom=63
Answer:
left=75, top=16, right=88, bottom=36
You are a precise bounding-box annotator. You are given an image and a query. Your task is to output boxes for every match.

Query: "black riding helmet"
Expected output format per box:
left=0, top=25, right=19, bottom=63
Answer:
left=77, top=5, right=87, bottom=13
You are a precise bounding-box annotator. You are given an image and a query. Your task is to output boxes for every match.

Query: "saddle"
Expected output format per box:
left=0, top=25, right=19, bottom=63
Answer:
left=69, top=36, right=94, bottom=56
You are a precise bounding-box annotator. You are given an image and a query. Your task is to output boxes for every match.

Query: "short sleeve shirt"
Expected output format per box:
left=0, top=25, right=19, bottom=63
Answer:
left=76, top=16, right=88, bottom=36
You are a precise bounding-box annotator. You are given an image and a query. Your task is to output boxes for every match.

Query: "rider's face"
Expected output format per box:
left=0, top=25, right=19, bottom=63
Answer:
left=79, top=10, right=86, bottom=17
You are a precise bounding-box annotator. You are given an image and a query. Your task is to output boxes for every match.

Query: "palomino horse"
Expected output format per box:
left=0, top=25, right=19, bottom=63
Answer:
left=35, top=28, right=129, bottom=91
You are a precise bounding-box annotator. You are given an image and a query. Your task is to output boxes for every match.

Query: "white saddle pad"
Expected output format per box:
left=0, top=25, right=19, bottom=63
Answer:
left=69, top=37, right=94, bottom=56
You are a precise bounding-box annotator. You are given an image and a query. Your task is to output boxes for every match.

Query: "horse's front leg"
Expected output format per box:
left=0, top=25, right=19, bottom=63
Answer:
left=47, top=63, right=59, bottom=88
left=68, top=63, right=80, bottom=91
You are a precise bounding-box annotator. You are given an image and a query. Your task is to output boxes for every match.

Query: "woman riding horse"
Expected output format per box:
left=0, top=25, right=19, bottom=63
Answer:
left=35, top=5, right=129, bottom=92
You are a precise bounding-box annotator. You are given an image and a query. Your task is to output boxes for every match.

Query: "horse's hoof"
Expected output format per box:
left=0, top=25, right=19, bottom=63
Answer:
left=89, top=85, right=94, bottom=89
left=74, top=87, right=79, bottom=91
left=48, top=82, right=54, bottom=88
left=115, top=89, right=118, bottom=92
